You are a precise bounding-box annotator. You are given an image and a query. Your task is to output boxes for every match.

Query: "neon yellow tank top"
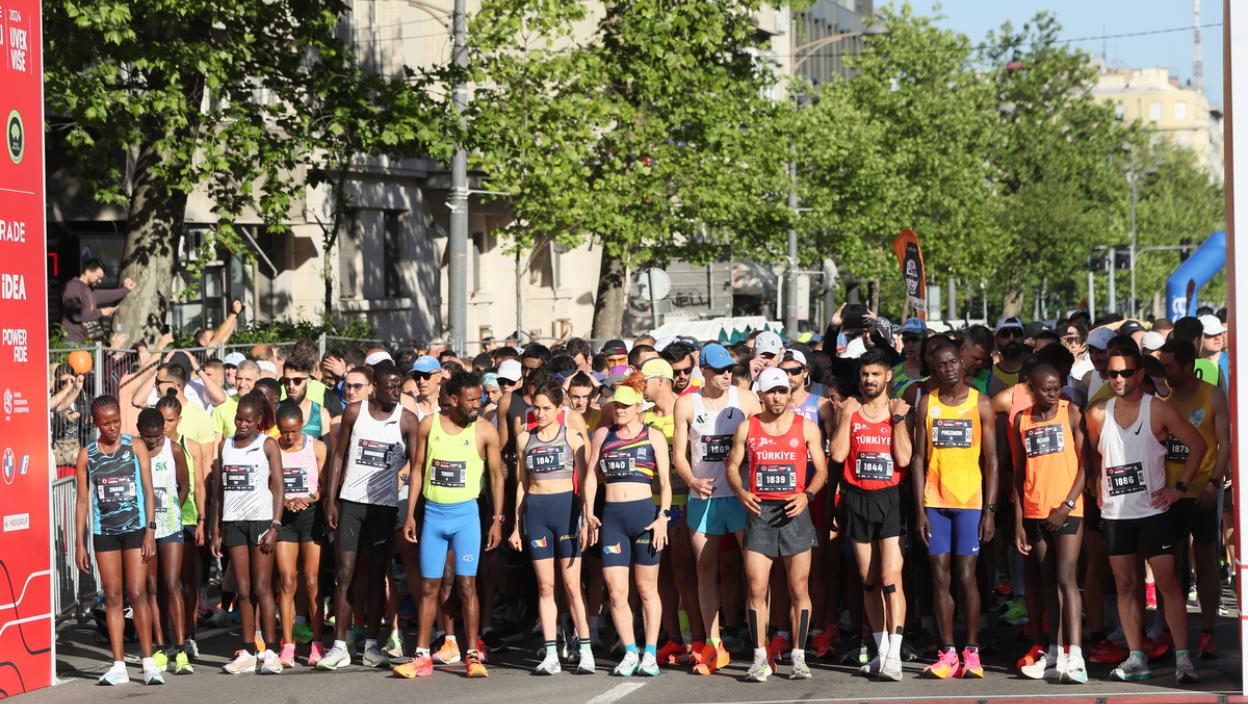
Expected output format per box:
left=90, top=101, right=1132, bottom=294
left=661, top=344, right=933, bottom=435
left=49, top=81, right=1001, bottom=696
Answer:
left=1164, top=383, right=1218, bottom=497
left=422, top=413, right=486, bottom=504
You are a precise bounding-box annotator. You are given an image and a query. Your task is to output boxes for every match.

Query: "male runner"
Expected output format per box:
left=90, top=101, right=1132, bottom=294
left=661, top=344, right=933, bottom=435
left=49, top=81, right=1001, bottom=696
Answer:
left=990, top=317, right=1028, bottom=394
left=280, top=353, right=331, bottom=442
left=319, top=362, right=422, bottom=670
left=1159, top=338, right=1229, bottom=659
left=394, top=372, right=505, bottom=679
left=912, top=340, right=998, bottom=679
left=672, top=342, right=761, bottom=674
left=829, top=349, right=911, bottom=681
left=726, top=368, right=828, bottom=682
left=1084, top=346, right=1206, bottom=683
left=662, top=343, right=697, bottom=396
left=891, top=318, right=927, bottom=399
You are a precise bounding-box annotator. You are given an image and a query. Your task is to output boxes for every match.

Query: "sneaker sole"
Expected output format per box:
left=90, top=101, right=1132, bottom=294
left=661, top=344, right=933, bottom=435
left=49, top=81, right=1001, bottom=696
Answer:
left=1113, top=672, right=1151, bottom=682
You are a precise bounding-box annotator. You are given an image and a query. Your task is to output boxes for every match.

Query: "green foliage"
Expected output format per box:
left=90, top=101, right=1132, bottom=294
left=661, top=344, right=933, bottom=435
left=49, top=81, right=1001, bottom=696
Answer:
left=189, top=317, right=375, bottom=347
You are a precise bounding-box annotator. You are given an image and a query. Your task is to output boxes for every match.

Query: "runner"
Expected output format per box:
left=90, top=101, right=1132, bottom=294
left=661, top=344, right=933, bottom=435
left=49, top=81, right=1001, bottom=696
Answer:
left=1084, top=346, right=1206, bottom=683
left=280, top=353, right=331, bottom=442
left=990, top=317, right=1028, bottom=393
left=672, top=342, right=761, bottom=675
left=662, top=343, right=697, bottom=396
left=892, top=318, right=927, bottom=399
left=1009, top=364, right=1087, bottom=683
left=580, top=374, right=672, bottom=677
left=912, top=339, right=998, bottom=679
left=508, top=382, right=594, bottom=675
left=136, top=407, right=190, bottom=675
left=393, top=371, right=506, bottom=679
left=320, top=362, right=421, bottom=670
left=157, top=395, right=206, bottom=667
left=274, top=401, right=328, bottom=667
left=74, top=395, right=161, bottom=686
left=1158, top=338, right=1230, bottom=659
left=212, top=391, right=285, bottom=675
left=829, top=349, right=911, bottom=682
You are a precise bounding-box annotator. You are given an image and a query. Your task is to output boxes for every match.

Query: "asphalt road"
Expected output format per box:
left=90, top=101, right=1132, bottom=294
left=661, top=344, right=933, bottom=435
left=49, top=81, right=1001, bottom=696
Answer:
left=31, top=602, right=1247, bottom=704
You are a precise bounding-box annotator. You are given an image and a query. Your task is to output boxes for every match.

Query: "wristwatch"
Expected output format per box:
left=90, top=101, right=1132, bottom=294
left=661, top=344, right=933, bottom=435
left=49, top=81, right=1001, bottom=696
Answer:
left=146, top=521, right=156, bottom=530
left=270, top=521, right=282, bottom=531
left=891, top=414, right=906, bottom=425
left=804, top=490, right=816, bottom=504
left=1175, top=481, right=1189, bottom=493
left=492, top=514, right=506, bottom=523
left=1063, top=498, right=1077, bottom=510
left=660, top=509, right=673, bottom=519
left=985, top=503, right=997, bottom=513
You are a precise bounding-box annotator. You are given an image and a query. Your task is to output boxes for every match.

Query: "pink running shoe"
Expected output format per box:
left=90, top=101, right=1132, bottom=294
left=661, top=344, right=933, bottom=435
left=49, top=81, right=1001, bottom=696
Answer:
left=279, top=643, right=296, bottom=668
left=307, top=642, right=326, bottom=668
left=924, top=648, right=960, bottom=679
left=959, top=648, right=984, bottom=678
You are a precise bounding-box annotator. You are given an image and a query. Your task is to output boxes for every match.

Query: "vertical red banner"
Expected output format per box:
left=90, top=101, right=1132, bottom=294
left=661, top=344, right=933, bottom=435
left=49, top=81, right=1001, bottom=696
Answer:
left=892, top=228, right=928, bottom=320
left=0, top=0, right=54, bottom=695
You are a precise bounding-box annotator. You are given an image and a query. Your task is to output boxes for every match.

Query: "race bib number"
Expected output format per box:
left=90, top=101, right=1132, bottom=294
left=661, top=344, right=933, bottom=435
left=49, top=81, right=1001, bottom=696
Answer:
left=429, top=459, right=467, bottom=488
left=702, top=435, right=732, bottom=462
left=1023, top=424, right=1065, bottom=458
left=223, top=465, right=254, bottom=492
left=854, top=452, right=894, bottom=482
left=358, top=439, right=403, bottom=470
left=96, top=475, right=138, bottom=507
left=932, top=419, right=973, bottom=449
left=754, top=463, right=797, bottom=494
left=1106, top=462, right=1146, bottom=496
left=283, top=468, right=308, bottom=496
left=1165, top=436, right=1191, bottom=463
left=601, top=452, right=636, bottom=480
left=526, top=446, right=564, bottom=474
left=153, top=486, right=169, bottom=513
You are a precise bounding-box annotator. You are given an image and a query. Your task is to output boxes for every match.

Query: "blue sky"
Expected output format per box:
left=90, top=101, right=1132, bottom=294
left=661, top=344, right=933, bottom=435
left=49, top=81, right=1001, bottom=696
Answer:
left=906, top=1, right=1224, bottom=108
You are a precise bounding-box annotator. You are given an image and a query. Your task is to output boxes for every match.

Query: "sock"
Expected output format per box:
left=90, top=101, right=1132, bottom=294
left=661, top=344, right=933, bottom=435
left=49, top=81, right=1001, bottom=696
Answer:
left=754, top=647, right=767, bottom=661
left=1068, top=644, right=1082, bottom=661
left=545, top=640, right=557, bottom=659
left=965, top=644, right=979, bottom=652
left=791, top=647, right=805, bottom=658
left=333, top=639, right=348, bottom=651
left=1129, top=649, right=1146, bottom=662
left=415, top=647, right=430, bottom=658
left=777, top=629, right=791, bottom=642
left=1175, top=648, right=1191, bottom=661
left=644, top=644, right=656, bottom=658
left=364, top=638, right=378, bottom=652
left=888, top=632, right=903, bottom=659
left=142, top=657, right=156, bottom=672
left=1046, top=645, right=1059, bottom=663
left=581, top=640, right=593, bottom=655
left=625, top=643, right=638, bottom=656
left=873, top=631, right=888, bottom=658
left=708, top=636, right=721, bottom=648
left=110, top=660, right=126, bottom=672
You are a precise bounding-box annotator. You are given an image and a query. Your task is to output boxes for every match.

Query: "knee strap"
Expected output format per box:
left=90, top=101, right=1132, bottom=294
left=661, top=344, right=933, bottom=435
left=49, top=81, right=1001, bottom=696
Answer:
left=863, top=583, right=877, bottom=592
left=882, top=584, right=897, bottom=594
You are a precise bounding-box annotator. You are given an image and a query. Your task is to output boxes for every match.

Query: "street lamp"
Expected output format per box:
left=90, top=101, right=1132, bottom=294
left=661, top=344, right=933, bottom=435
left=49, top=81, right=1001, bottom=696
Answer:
left=783, top=21, right=888, bottom=335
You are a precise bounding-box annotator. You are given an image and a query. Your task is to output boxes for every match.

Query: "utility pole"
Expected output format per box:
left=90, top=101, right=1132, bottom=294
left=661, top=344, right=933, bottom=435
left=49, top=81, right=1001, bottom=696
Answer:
left=447, top=0, right=469, bottom=353
left=784, top=163, right=799, bottom=334
left=1107, top=247, right=1117, bottom=314
left=1128, top=169, right=1138, bottom=318
left=1087, top=262, right=1096, bottom=318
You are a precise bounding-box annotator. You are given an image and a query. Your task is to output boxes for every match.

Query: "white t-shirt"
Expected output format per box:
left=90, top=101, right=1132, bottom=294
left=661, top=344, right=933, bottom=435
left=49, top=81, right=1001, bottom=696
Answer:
left=147, top=379, right=212, bottom=412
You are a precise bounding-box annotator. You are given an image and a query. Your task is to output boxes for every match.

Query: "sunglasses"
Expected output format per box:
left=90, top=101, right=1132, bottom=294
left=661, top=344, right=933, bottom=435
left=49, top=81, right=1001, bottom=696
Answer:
left=1106, top=368, right=1139, bottom=379
left=671, top=366, right=693, bottom=376
left=412, top=372, right=436, bottom=381
left=781, top=367, right=804, bottom=376
left=281, top=376, right=309, bottom=385
left=499, top=378, right=518, bottom=387
left=1061, top=335, right=1082, bottom=343
left=344, top=382, right=368, bottom=392
left=997, top=329, right=1023, bottom=339
left=156, top=377, right=176, bottom=385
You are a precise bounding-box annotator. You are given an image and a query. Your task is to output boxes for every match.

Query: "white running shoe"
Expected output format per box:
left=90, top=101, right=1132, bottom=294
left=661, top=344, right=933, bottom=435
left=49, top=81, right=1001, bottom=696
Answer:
left=222, top=650, right=257, bottom=675
left=534, top=656, right=561, bottom=675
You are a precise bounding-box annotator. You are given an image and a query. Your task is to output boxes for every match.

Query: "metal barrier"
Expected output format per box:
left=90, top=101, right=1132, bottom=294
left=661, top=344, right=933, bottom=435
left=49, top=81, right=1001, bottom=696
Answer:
left=51, top=476, right=98, bottom=623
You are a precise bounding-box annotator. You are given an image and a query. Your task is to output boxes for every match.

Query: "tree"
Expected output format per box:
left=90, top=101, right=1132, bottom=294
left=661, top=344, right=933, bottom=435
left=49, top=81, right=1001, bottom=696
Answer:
left=44, top=0, right=441, bottom=340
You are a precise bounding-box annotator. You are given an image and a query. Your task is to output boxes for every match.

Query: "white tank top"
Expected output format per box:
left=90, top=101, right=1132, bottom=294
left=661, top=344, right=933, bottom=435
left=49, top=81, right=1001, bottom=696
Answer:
left=150, top=438, right=182, bottom=539
left=340, top=400, right=406, bottom=507
left=281, top=436, right=319, bottom=500
left=221, top=433, right=275, bottom=522
left=1098, top=395, right=1167, bottom=520
left=690, top=386, right=745, bottom=499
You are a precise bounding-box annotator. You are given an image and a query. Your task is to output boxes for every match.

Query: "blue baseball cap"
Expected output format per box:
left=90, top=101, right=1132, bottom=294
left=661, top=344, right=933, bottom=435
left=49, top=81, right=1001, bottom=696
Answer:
left=410, top=355, right=442, bottom=374
left=898, top=317, right=927, bottom=335
left=700, top=343, right=734, bottom=370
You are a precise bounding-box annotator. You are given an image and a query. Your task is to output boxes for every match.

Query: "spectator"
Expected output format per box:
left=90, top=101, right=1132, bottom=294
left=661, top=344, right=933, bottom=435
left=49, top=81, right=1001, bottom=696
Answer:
left=60, top=259, right=135, bottom=343
left=50, top=363, right=86, bottom=466
left=192, top=300, right=245, bottom=349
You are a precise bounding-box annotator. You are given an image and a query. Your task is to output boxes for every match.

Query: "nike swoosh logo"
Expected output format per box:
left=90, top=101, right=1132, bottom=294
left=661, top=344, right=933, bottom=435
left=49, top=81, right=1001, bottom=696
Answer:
left=1133, top=423, right=1143, bottom=435
left=1161, top=544, right=1172, bottom=550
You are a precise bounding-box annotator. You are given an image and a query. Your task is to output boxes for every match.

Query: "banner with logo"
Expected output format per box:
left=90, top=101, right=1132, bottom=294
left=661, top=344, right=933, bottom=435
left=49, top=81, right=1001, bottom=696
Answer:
left=892, top=228, right=928, bottom=320
left=0, top=0, right=54, bottom=694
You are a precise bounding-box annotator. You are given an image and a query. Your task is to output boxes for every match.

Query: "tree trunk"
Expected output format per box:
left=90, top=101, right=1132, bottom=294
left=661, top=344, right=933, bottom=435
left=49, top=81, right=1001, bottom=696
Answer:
left=116, top=141, right=186, bottom=343
left=1001, top=274, right=1025, bottom=318
left=592, top=250, right=628, bottom=341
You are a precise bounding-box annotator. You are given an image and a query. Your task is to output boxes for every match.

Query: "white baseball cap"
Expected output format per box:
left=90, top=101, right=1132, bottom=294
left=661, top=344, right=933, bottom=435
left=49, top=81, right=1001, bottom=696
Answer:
left=497, top=359, right=523, bottom=383
left=754, top=330, right=783, bottom=357
left=756, top=367, right=789, bottom=392
left=783, top=349, right=808, bottom=367
left=1200, top=314, right=1226, bottom=336
left=256, top=360, right=278, bottom=374
left=1086, top=327, right=1115, bottom=350
left=364, top=351, right=393, bottom=366
left=1141, top=331, right=1166, bottom=352
left=843, top=337, right=867, bottom=359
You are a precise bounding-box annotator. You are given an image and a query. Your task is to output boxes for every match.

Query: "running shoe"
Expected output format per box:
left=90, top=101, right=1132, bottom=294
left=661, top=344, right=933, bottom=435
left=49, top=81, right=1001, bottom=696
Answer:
left=476, top=640, right=489, bottom=662
left=143, top=669, right=165, bottom=685
left=433, top=639, right=461, bottom=665
left=173, top=650, right=193, bottom=675
left=1016, top=644, right=1046, bottom=670
left=292, top=622, right=313, bottom=644
left=362, top=645, right=389, bottom=668
left=841, top=635, right=869, bottom=666
left=1199, top=630, right=1219, bottom=660
left=223, top=650, right=257, bottom=675
left=466, top=650, right=489, bottom=678
left=858, top=655, right=882, bottom=677
left=534, top=655, right=561, bottom=675
left=279, top=643, right=297, bottom=668
left=1144, top=635, right=1171, bottom=661
left=576, top=648, right=596, bottom=674
left=657, top=640, right=687, bottom=666
left=260, top=650, right=283, bottom=674
left=810, top=629, right=835, bottom=659
left=880, top=656, right=903, bottom=682
left=1089, top=639, right=1128, bottom=664
left=1111, top=652, right=1151, bottom=681
left=766, top=635, right=790, bottom=665
left=613, top=651, right=639, bottom=677
left=98, top=665, right=130, bottom=686
left=789, top=650, right=812, bottom=680
left=638, top=652, right=661, bottom=677
left=692, top=641, right=730, bottom=675
left=315, top=644, right=350, bottom=670
left=1176, top=654, right=1199, bottom=684
left=1062, top=655, right=1088, bottom=684
left=307, top=641, right=326, bottom=668
left=151, top=649, right=168, bottom=672
left=1144, top=581, right=1157, bottom=608
left=923, top=648, right=960, bottom=679
left=392, top=654, right=433, bottom=678
left=1000, top=600, right=1028, bottom=626
left=481, top=629, right=507, bottom=654
left=993, top=578, right=1013, bottom=598
left=959, top=648, right=983, bottom=678
left=1020, top=652, right=1050, bottom=680
left=744, top=656, right=772, bottom=683
left=184, top=638, right=200, bottom=659
left=385, top=629, right=405, bottom=659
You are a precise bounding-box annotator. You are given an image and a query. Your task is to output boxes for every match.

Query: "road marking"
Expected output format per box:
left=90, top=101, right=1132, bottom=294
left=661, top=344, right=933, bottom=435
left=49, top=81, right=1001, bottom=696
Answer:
left=667, top=691, right=1240, bottom=704
left=586, top=682, right=646, bottom=704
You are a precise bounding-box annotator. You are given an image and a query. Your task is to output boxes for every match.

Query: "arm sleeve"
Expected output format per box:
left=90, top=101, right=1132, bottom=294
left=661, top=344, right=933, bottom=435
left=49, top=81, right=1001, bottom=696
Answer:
left=92, top=287, right=130, bottom=306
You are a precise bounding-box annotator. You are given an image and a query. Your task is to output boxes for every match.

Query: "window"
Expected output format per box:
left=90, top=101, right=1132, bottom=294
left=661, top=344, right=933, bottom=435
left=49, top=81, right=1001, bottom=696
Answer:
left=472, top=231, right=489, bottom=293
left=338, top=209, right=362, bottom=299
left=383, top=211, right=403, bottom=298
left=1149, top=101, right=1162, bottom=122
left=1175, top=100, right=1187, bottom=120
left=1114, top=102, right=1125, bottom=120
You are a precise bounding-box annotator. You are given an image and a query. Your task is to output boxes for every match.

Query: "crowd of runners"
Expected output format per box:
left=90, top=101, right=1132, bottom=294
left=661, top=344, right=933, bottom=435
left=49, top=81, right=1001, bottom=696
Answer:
left=73, top=304, right=1235, bottom=688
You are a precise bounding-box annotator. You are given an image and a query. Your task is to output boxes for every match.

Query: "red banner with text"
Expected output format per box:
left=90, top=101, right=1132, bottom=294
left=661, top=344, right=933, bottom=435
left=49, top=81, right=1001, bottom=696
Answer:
left=0, top=0, right=54, bottom=695
left=892, top=228, right=928, bottom=321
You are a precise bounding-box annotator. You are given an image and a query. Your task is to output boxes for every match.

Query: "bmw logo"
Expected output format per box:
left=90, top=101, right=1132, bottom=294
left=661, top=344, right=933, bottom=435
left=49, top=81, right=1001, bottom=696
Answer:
left=2, top=448, right=14, bottom=485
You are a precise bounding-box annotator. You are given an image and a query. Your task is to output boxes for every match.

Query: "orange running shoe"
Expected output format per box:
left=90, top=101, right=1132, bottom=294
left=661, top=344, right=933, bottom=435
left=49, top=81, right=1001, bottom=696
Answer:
left=465, top=650, right=489, bottom=678
left=476, top=640, right=489, bottom=663
left=433, top=639, right=461, bottom=665
left=1089, top=639, right=1128, bottom=664
left=392, top=654, right=433, bottom=678
left=687, top=641, right=706, bottom=666
left=767, top=635, right=790, bottom=666
left=657, top=640, right=688, bottom=666
left=1016, top=644, right=1046, bottom=670
left=692, top=641, right=730, bottom=675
